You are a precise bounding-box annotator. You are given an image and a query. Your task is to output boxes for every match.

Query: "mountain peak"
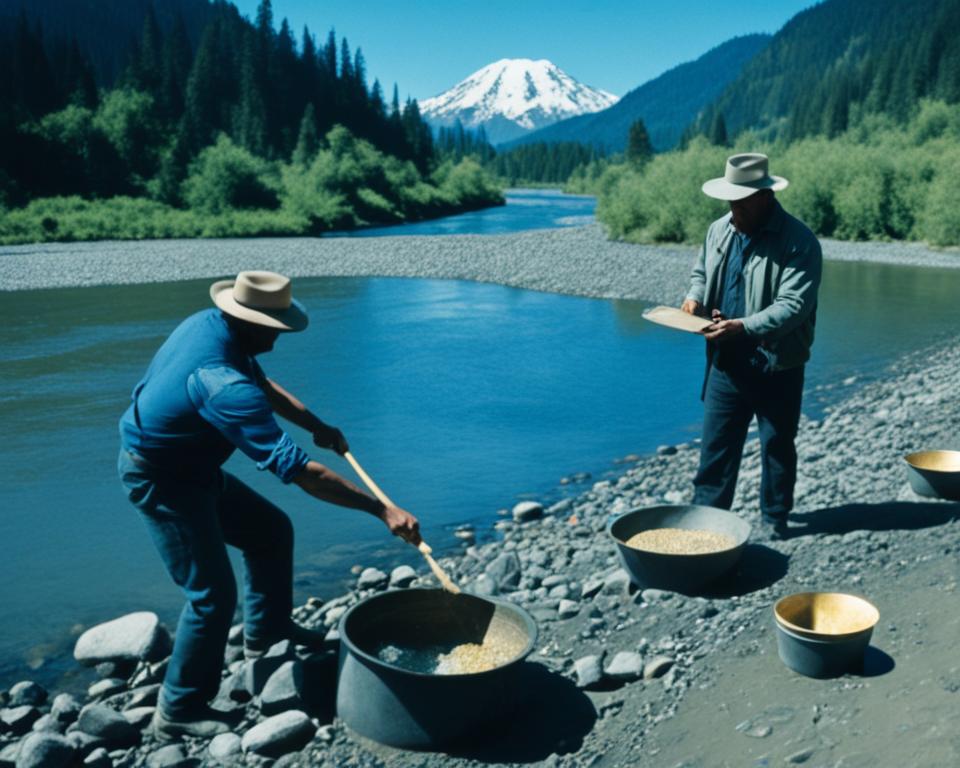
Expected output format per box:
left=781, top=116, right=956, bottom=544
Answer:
left=421, top=58, right=618, bottom=145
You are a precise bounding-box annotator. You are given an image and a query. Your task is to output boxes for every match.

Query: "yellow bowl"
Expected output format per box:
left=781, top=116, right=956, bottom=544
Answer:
left=905, top=450, right=960, bottom=472
left=774, top=592, right=879, bottom=641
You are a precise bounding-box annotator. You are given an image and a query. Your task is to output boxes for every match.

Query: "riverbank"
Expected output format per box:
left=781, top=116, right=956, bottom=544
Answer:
left=2, top=329, right=958, bottom=766
left=2, top=224, right=959, bottom=296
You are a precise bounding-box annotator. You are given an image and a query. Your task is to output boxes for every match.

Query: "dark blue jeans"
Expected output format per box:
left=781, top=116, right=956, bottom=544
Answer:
left=693, top=363, right=805, bottom=519
left=118, top=449, right=294, bottom=716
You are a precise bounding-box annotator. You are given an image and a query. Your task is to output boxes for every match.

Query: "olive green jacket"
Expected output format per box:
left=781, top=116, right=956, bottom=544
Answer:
left=685, top=202, right=823, bottom=372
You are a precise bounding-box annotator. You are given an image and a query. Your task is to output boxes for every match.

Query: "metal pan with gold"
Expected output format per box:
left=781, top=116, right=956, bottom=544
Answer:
left=904, top=450, right=960, bottom=501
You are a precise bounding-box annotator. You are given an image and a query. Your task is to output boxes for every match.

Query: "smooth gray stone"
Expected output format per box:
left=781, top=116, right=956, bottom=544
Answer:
left=0, top=742, right=20, bottom=767
left=217, top=670, right=252, bottom=704
left=541, top=574, right=568, bottom=589
left=557, top=600, right=580, bottom=619
left=93, top=661, right=135, bottom=681
left=260, top=661, right=306, bottom=716
left=573, top=655, right=604, bottom=689
left=581, top=578, right=604, bottom=600
left=74, top=613, right=171, bottom=666
left=388, top=565, right=417, bottom=589
left=643, top=655, right=675, bottom=680
left=145, top=744, right=194, bottom=768
left=471, top=574, right=498, bottom=596
left=208, top=733, right=242, bottom=761
left=240, top=710, right=316, bottom=757
left=81, top=747, right=111, bottom=768
left=485, top=553, right=522, bottom=591
left=8, top=682, right=47, bottom=708
left=87, top=680, right=126, bottom=700
left=65, top=731, right=107, bottom=758
left=124, top=685, right=160, bottom=710
left=49, top=695, right=81, bottom=725
left=512, top=501, right=544, bottom=522
left=15, top=732, right=75, bottom=768
left=604, top=651, right=645, bottom=682
left=641, top=588, right=672, bottom=603
left=1, top=706, right=41, bottom=736
left=356, top=567, right=388, bottom=591
left=601, top=569, right=632, bottom=597
left=120, top=707, right=154, bottom=730
left=76, top=705, right=138, bottom=747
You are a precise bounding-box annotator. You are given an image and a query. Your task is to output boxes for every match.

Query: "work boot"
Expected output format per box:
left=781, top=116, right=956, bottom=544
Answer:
left=761, top=512, right=789, bottom=540
left=244, top=622, right=329, bottom=659
left=150, top=705, right=237, bottom=740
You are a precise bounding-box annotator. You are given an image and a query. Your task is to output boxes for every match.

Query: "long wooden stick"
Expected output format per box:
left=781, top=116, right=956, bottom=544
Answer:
left=343, top=451, right=461, bottom=594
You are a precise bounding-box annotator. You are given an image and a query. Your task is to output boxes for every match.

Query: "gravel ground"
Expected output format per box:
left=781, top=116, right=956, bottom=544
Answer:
left=1, top=227, right=959, bottom=767
left=2, top=225, right=958, bottom=301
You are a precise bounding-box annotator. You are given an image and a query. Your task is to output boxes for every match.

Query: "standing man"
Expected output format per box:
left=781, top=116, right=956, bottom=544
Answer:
left=681, top=153, right=822, bottom=536
left=118, top=271, right=420, bottom=738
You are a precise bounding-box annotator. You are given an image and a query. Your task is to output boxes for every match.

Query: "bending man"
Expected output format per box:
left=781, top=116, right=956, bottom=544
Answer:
left=681, top=153, right=822, bottom=536
left=118, top=271, right=420, bottom=738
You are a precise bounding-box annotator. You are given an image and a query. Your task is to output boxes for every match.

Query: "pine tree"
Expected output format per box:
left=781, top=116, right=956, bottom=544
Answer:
left=625, top=118, right=653, bottom=166
left=709, top=112, right=728, bottom=146
left=292, top=102, right=319, bottom=165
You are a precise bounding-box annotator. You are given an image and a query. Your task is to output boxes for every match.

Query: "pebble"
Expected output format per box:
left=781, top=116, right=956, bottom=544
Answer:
left=82, top=748, right=111, bottom=768
left=604, top=651, right=645, bottom=682
left=240, top=710, right=316, bottom=758
left=388, top=565, right=417, bottom=588
left=512, top=501, right=544, bottom=522
left=557, top=600, right=580, bottom=619
left=208, top=732, right=242, bottom=761
left=643, top=655, right=675, bottom=680
left=145, top=744, right=192, bottom=768
left=356, top=567, right=388, bottom=591
left=573, top=655, right=604, bottom=689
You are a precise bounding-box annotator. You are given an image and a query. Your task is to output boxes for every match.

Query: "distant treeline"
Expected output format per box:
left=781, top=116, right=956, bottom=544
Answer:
left=596, top=100, right=960, bottom=247
left=0, top=1, right=503, bottom=243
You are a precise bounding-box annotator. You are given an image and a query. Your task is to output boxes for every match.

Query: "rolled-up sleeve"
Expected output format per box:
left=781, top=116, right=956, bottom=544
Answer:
left=187, top=366, right=310, bottom=483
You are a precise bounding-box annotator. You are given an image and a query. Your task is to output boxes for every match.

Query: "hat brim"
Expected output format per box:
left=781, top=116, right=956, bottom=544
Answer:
left=702, top=175, right=789, bottom=201
left=210, top=280, right=309, bottom=332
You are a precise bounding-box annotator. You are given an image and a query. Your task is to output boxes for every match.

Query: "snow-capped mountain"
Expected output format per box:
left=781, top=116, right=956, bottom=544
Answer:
left=421, top=58, right=618, bottom=145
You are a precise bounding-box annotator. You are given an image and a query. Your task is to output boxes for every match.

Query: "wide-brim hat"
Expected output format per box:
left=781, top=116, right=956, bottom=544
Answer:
left=210, top=271, right=309, bottom=332
left=702, top=152, right=789, bottom=201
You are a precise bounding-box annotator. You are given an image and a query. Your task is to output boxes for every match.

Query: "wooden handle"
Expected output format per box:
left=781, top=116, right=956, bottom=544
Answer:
left=344, top=450, right=396, bottom=509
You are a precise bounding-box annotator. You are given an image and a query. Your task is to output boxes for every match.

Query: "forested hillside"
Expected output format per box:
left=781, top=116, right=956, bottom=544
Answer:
left=689, top=0, right=960, bottom=142
left=506, top=35, right=770, bottom=153
left=0, top=0, right=502, bottom=243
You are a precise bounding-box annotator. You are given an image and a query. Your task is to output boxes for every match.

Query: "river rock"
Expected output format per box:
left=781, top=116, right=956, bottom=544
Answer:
left=73, top=613, right=171, bottom=666
left=76, top=704, right=138, bottom=747
left=558, top=600, right=580, bottom=619
left=81, top=748, right=111, bottom=768
left=121, top=707, right=154, bottom=730
left=601, top=569, right=632, bottom=598
left=49, top=695, right=81, bottom=726
left=485, top=553, right=522, bottom=591
left=30, top=715, right=61, bottom=734
left=240, top=710, right=316, bottom=757
left=604, top=651, right=644, bottom=682
left=0, top=742, right=21, bottom=766
left=260, top=661, right=306, bottom=715
left=388, top=565, right=417, bottom=588
left=2, top=706, right=41, bottom=736
left=357, top=568, right=388, bottom=591
left=208, top=732, right=242, bottom=761
left=643, top=655, right=675, bottom=680
left=243, top=641, right=295, bottom=696
left=573, top=655, right=604, bottom=689
left=14, top=732, right=75, bottom=768
left=8, top=682, right=47, bottom=708
left=145, top=744, right=195, bottom=768
left=87, top=680, right=125, bottom=701
left=512, top=501, right=544, bottom=522
left=471, top=574, right=498, bottom=596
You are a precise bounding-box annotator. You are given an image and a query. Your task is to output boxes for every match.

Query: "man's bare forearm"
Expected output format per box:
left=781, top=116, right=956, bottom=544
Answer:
left=264, top=378, right=325, bottom=432
left=292, top=461, right=384, bottom=515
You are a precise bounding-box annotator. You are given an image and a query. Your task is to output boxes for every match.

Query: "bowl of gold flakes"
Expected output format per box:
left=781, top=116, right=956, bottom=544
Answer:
left=336, top=588, right=537, bottom=749
left=608, top=504, right=750, bottom=594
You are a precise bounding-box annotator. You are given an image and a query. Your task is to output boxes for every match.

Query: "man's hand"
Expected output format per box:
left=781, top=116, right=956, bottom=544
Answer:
left=379, top=504, right=421, bottom=546
left=702, top=310, right=745, bottom=342
left=681, top=299, right=703, bottom=316
left=313, top=424, right=349, bottom=455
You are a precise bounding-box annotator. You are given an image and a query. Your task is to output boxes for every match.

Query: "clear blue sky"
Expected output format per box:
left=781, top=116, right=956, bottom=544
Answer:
left=232, top=0, right=816, bottom=102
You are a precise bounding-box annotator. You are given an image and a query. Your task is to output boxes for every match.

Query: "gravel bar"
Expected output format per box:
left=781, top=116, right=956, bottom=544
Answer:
left=2, top=224, right=957, bottom=299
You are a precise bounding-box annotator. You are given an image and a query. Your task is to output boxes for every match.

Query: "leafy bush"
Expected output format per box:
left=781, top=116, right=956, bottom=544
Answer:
left=182, top=134, right=281, bottom=213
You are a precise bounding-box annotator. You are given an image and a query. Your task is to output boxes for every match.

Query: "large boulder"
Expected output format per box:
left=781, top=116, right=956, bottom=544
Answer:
left=73, top=613, right=171, bottom=666
left=240, top=710, right=316, bottom=758
left=15, top=732, right=75, bottom=768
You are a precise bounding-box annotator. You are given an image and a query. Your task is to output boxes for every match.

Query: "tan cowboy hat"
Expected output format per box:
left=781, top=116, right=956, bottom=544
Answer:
left=210, top=271, right=309, bottom=332
left=702, top=153, right=789, bottom=201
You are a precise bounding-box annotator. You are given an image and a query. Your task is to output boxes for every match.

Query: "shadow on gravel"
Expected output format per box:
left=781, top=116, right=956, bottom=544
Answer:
left=701, top=544, right=789, bottom=598
left=789, top=501, right=960, bottom=537
left=859, top=645, right=896, bottom=677
left=449, top=661, right=598, bottom=763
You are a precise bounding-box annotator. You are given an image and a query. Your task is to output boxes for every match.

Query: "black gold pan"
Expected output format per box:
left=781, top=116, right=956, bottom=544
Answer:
left=904, top=450, right=960, bottom=501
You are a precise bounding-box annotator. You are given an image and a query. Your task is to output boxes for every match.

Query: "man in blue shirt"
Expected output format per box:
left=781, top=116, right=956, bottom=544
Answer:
left=118, top=271, right=420, bottom=738
left=682, top=154, right=822, bottom=537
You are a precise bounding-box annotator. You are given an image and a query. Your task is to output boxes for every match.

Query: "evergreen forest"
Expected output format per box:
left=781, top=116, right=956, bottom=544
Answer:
left=0, top=0, right=503, bottom=244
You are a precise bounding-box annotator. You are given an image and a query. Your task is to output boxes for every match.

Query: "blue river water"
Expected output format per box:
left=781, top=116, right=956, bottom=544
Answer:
left=1, top=190, right=959, bottom=691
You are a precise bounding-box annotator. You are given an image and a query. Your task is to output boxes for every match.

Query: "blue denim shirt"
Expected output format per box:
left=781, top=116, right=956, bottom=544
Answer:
left=119, top=309, right=310, bottom=483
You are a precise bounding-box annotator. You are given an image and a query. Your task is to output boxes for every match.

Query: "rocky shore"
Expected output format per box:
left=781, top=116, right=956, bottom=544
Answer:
left=2, top=326, right=958, bottom=767
left=2, top=225, right=959, bottom=767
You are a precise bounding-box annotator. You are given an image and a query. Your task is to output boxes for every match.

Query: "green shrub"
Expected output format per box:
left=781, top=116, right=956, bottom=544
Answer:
left=182, top=134, right=281, bottom=213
